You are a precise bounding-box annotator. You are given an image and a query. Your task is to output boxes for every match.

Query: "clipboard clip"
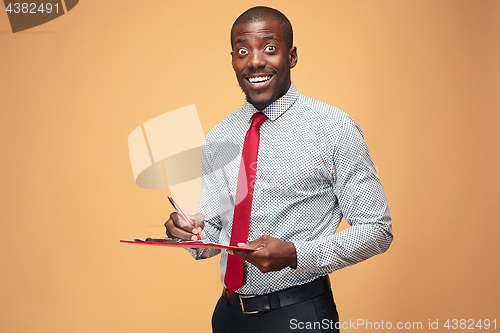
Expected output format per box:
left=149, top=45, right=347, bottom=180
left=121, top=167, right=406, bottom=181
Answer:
left=144, top=238, right=185, bottom=243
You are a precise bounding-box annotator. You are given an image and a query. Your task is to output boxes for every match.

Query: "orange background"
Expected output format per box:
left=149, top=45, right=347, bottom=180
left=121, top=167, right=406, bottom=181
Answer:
left=1, top=0, right=499, bottom=332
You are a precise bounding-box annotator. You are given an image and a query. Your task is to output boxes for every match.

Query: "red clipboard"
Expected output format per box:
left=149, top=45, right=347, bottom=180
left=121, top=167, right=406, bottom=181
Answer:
left=120, top=239, right=257, bottom=251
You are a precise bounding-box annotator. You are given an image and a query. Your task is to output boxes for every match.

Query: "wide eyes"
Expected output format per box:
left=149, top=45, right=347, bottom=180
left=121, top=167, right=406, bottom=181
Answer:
left=236, top=45, right=276, bottom=56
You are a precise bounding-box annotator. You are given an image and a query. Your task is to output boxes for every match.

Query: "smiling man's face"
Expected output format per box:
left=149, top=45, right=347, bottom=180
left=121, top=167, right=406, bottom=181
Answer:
left=231, top=19, right=297, bottom=111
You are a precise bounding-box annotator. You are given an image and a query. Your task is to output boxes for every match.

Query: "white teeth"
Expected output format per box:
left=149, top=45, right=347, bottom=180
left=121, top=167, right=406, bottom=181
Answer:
left=248, top=76, right=271, bottom=83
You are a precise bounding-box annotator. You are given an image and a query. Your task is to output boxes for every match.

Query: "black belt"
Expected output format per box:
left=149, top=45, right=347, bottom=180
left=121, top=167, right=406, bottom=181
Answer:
left=223, top=276, right=330, bottom=314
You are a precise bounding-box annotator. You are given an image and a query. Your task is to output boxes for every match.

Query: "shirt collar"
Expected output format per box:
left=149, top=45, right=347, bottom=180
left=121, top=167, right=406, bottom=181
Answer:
left=242, top=82, right=299, bottom=122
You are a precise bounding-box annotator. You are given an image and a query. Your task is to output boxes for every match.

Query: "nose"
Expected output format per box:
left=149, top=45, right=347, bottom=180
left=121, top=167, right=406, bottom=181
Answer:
left=248, top=51, right=266, bottom=69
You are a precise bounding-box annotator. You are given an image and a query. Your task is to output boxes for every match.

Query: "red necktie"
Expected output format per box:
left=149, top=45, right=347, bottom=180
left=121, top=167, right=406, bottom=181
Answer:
left=224, top=112, right=268, bottom=294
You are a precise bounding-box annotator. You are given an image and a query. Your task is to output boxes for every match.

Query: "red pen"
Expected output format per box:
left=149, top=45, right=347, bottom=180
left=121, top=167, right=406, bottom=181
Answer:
left=167, top=196, right=202, bottom=241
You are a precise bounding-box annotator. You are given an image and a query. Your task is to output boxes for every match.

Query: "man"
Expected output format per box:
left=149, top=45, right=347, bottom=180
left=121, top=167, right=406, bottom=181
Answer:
left=165, top=6, right=393, bottom=332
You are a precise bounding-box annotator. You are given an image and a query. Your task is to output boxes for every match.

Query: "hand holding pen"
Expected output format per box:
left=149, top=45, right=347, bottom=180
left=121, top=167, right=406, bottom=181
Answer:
left=165, top=196, right=204, bottom=241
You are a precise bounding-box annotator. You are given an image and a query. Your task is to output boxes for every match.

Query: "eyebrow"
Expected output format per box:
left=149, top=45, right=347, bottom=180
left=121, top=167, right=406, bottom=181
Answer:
left=234, top=35, right=278, bottom=45
left=261, top=35, right=278, bottom=42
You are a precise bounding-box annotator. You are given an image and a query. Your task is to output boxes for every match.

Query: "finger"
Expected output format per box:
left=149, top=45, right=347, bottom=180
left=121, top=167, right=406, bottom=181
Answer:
left=190, top=214, right=205, bottom=230
left=227, top=247, right=245, bottom=255
left=237, top=238, right=264, bottom=250
left=172, top=227, right=199, bottom=241
left=164, top=219, right=174, bottom=238
left=171, top=212, right=198, bottom=233
left=165, top=219, right=198, bottom=241
left=193, top=221, right=205, bottom=230
left=228, top=249, right=249, bottom=258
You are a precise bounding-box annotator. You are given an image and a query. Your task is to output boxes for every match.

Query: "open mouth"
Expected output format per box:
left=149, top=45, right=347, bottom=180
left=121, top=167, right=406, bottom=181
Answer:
left=246, top=75, right=273, bottom=86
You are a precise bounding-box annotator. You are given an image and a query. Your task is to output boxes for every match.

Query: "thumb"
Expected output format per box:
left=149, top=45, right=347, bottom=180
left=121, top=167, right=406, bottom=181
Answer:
left=237, top=237, right=264, bottom=250
left=193, top=213, right=205, bottom=229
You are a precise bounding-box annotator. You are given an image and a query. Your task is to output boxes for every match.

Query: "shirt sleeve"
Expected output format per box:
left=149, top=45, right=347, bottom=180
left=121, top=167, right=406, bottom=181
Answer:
left=185, top=137, right=222, bottom=260
left=293, top=122, right=393, bottom=273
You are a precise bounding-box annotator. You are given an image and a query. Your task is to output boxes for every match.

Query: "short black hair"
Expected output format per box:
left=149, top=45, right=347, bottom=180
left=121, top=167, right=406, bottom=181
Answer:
left=231, top=6, right=293, bottom=50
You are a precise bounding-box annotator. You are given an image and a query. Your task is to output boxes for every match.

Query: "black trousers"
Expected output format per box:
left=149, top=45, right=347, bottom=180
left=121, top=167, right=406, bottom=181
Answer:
left=212, top=288, right=340, bottom=333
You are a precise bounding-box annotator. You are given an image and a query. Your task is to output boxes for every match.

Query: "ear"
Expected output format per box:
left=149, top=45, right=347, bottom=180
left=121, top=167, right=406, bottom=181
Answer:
left=230, top=51, right=235, bottom=69
left=289, top=46, right=298, bottom=69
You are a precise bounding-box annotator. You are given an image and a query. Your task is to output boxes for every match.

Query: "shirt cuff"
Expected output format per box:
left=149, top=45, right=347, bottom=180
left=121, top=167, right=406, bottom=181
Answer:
left=292, top=240, right=320, bottom=272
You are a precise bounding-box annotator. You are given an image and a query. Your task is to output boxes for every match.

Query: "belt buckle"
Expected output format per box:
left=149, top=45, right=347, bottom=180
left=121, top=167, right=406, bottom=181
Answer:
left=238, top=294, right=259, bottom=314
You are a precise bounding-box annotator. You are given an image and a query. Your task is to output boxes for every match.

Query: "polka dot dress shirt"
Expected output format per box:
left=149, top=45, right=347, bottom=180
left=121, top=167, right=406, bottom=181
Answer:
left=188, top=83, right=393, bottom=295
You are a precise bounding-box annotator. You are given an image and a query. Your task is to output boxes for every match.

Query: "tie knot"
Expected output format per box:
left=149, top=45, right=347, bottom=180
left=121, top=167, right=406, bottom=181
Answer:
left=250, top=112, right=268, bottom=128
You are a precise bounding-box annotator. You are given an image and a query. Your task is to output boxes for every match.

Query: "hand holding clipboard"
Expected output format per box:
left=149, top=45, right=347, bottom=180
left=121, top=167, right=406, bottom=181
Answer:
left=121, top=196, right=256, bottom=251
